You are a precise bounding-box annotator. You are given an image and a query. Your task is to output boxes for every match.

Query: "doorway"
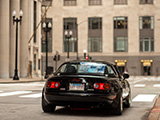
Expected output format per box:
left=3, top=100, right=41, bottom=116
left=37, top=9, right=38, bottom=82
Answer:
left=141, top=60, right=152, bottom=76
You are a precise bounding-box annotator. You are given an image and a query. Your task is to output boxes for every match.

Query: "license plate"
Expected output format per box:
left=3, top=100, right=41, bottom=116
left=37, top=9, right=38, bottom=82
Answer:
left=69, top=83, right=84, bottom=91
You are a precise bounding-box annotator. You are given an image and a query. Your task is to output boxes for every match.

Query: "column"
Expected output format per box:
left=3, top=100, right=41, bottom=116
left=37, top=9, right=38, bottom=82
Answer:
left=20, top=0, right=30, bottom=77
left=0, top=0, right=10, bottom=78
left=10, top=0, right=20, bottom=77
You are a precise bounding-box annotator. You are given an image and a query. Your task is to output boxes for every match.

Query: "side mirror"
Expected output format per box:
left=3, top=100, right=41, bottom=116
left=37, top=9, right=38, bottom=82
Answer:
left=123, top=72, right=130, bottom=79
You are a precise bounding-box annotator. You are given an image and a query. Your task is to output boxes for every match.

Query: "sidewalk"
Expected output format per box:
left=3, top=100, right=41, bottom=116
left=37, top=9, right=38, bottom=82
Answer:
left=148, top=95, right=160, bottom=120
left=0, top=77, right=46, bottom=83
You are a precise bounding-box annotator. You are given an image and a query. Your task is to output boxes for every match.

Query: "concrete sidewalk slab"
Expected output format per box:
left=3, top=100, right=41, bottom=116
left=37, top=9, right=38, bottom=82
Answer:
left=148, top=95, right=160, bottom=120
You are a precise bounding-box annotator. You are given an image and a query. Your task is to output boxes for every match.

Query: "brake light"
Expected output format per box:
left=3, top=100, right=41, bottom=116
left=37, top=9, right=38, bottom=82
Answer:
left=94, top=83, right=111, bottom=90
left=47, top=81, right=60, bottom=88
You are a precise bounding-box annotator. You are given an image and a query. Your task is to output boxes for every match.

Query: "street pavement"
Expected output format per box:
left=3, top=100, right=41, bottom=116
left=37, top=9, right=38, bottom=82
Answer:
left=0, top=76, right=160, bottom=119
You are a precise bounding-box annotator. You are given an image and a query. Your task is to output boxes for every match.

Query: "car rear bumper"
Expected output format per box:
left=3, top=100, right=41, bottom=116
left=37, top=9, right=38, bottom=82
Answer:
left=44, top=92, right=117, bottom=106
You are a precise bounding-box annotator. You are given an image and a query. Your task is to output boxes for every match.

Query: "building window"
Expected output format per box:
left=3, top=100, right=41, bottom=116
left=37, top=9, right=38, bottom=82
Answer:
left=140, top=0, right=153, bottom=4
left=140, top=16, right=154, bottom=29
left=42, top=0, right=52, bottom=6
left=63, top=18, right=77, bottom=52
left=114, top=17, right=128, bottom=52
left=88, top=17, right=102, bottom=52
left=114, top=0, right=127, bottom=5
left=33, top=1, right=37, bottom=43
left=114, top=17, right=128, bottom=29
left=33, top=54, right=36, bottom=71
left=140, top=38, right=154, bottom=52
left=89, top=18, right=102, bottom=29
left=89, top=0, right=102, bottom=5
left=88, top=37, right=102, bottom=52
left=114, top=37, right=128, bottom=52
left=42, top=18, right=52, bottom=52
left=64, top=0, right=77, bottom=6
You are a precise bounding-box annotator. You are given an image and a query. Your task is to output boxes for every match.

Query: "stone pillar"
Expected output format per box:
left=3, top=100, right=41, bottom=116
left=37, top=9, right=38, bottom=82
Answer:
left=10, top=0, right=20, bottom=77
left=0, top=0, right=10, bottom=78
left=20, top=0, right=30, bottom=77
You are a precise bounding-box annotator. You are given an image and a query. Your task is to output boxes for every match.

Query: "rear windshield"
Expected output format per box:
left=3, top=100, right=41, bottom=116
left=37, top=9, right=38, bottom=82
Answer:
left=56, top=62, right=107, bottom=75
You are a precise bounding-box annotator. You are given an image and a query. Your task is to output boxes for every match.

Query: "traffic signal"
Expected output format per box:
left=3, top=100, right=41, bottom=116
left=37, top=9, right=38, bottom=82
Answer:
left=58, top=55, right=60, bottom=61
left=53, top=55, right=57, bottom=61
left=86, top=56, right=89, bottom=60
left=53, top=55, right=60, bottom=61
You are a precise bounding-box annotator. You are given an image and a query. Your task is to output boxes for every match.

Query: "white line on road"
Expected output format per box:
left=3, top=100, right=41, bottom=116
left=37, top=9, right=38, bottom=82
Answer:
left=0, top=83, right=45, bottom=87
left=0, top=91, right=32, bottom=97
left=132, top=94, right=157, bottom=102
left=153, top=84, right=160, bottom=87
left=134, top=84, right=146, bottom=87
left=19, top=93, right=42, bottom=98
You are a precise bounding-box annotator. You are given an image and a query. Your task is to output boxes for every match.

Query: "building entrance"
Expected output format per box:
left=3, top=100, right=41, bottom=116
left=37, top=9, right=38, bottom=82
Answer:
left=118, top=66, right=125, bottom=75
left=141, top=60, right=152, bottom=76
left=115, top=60, right=127, bottom=75
left=143, top=66, right=151, bottom=75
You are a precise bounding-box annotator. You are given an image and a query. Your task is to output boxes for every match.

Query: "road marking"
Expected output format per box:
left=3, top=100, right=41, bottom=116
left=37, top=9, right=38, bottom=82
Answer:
left=134, top=84, right=145, bottom=87
left=153, top=84, right=160, bottom=87
left=19, top=93, right=42, bottom=98
left=132, top=94, right=157, bottom=102
left=0, top=91, right=32, bottom=97
left=0, top=83, right=45, bottom=87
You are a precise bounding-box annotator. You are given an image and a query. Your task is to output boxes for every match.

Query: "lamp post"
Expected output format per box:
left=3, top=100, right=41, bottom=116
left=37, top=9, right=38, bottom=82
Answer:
left=83, top=50, right=87, bottom=59
left=12, top=10, right=23, bottom=80
left=65, top=30, right=73, bottom=59
left=42, top=22, right=52, bottom=79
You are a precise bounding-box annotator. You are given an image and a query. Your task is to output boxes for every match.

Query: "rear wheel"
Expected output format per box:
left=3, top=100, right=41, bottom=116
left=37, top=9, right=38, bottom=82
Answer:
left=42, top=93, right=56, bottom=113
left=113, top=94, right=123, bottom=115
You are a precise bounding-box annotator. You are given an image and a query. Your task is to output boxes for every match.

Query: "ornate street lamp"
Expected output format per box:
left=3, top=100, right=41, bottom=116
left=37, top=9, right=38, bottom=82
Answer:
left=12, top=10, right=23, bottom=80
left=65, top=30, right=73, bottom=59
left=42, top=22, right=52, bottom=79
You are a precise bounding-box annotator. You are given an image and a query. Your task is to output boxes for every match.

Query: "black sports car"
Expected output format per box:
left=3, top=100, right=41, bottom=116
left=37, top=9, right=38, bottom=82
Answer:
left=42, top=60, right=131, bottom=115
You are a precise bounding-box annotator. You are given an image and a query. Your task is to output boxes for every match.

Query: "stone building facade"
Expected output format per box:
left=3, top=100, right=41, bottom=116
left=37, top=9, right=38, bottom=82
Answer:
left=43, top=0, right=160, bottom=76
left=0, top=0, right=41, bottom=78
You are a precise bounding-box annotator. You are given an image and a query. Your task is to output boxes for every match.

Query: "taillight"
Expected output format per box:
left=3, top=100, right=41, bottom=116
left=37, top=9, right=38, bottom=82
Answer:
left=94, top=83, right=111, bottom=90
left=47, top=81, right=60, bottom=88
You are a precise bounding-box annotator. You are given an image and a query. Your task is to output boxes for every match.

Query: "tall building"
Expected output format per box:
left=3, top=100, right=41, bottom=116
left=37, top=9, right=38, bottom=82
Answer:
left=43, top=0, right=160, bottom=76
left=0, top=0, right=42, bottom=79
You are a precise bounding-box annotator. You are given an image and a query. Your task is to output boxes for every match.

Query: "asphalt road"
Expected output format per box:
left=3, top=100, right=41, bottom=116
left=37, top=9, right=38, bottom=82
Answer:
left=0, top=77, right=159, bottom=120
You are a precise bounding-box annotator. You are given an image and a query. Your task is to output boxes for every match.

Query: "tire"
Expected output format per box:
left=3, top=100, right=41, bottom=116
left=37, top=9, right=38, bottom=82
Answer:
left=42, top=93, right=56, bottom=113
left=113, top=94, right=123, bottom=115
left=124, top=93, right=131, bottom=108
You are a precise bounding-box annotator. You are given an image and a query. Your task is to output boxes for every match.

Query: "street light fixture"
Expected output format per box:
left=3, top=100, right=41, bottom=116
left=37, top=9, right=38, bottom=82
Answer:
left=65, top=30, right=73, bottom=59
left=12, top=10, right=23, bottom=80
left=42, top=22, right=52, bottom=79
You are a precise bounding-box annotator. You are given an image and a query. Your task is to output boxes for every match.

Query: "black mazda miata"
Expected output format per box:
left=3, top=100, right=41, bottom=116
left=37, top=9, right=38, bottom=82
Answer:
left=42, top=60, right=131, bottom=115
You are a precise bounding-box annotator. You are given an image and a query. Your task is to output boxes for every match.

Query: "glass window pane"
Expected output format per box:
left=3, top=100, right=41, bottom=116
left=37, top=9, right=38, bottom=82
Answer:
left=151, top=40, right=154, bottom=51
left=140, top=18, right=142, bottom=29
left=151, top=17, right=154, bottom=29
left=140, top=40, right=143, bottom=51
left=114, top=17, right=127, bottom=29
left=144, top=40, right=149, bottom=51
left=63, top=18, right=77, bottom=52
left=114, top=37, right=128, bottom=52
left=142, top=16, right=153, bottom=29
left=88, top=37, right=102, bottom=52
left=117, top=40, right=125, bottom=51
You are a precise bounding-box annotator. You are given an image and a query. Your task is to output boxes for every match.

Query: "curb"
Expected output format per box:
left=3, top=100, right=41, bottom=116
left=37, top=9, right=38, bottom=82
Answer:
left=148, top=95, right=160, bottom=120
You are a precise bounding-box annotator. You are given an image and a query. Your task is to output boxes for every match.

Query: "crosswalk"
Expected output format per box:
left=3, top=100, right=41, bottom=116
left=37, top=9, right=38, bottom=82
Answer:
left=0, top=91, right=42, bottom=98
left=133, top=84, right=160, bottom=88
left=0, top=90, right=157, bottom=103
